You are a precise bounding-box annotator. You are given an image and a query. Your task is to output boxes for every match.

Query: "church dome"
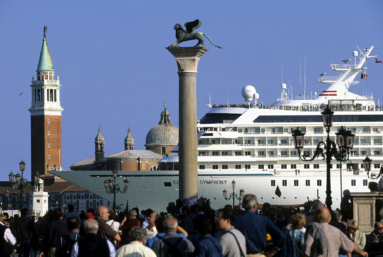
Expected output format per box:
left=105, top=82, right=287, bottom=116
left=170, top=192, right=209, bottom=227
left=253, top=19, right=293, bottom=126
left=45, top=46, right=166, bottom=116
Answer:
left=145, top=104, right=179, bottom=147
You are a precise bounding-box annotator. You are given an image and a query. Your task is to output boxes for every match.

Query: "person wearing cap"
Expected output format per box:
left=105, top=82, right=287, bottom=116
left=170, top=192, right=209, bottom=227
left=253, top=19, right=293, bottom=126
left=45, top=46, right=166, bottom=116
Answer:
left=65, top=204, right=82, bottom=223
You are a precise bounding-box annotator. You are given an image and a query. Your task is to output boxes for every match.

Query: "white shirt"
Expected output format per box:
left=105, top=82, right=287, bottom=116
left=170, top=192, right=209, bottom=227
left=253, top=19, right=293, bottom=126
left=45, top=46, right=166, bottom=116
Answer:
left=0, top=222, right=16, bottom=245
left=116, top=241, right=156, bottom=257
left=106, top=220, right=121, bottom=233
left=145, top=226, right=158, bottom=239
left=142, top=220, right=149, bottom=229
left=71, top=237, right=115, bottom=257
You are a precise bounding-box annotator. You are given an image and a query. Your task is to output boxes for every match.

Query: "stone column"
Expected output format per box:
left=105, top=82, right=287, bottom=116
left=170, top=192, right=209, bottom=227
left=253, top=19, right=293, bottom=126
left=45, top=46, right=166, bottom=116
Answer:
left=167, top=46, right=208, bottom=200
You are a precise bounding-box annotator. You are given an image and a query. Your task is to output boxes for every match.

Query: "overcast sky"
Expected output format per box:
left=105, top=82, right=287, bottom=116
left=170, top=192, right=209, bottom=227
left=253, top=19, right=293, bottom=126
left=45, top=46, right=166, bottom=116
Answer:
left=1, top=0, right=382, bottom=181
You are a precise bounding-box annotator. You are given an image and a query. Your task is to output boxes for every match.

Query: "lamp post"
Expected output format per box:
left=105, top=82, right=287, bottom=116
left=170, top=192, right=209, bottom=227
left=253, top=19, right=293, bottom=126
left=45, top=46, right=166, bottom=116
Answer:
left=292, top=106, right=354, bottom=210
left=8, top=160, right=40, bottom=210
left=222, top=180, right=245, bottom=207
left=363, top=155, right=383, bottom=179
left=104, top=170, right=129, bottom=211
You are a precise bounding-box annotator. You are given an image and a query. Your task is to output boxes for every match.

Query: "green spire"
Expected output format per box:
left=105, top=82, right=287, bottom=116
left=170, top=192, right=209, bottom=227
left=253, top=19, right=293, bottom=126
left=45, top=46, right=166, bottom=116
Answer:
left=37, top=26, right=54, bottom=72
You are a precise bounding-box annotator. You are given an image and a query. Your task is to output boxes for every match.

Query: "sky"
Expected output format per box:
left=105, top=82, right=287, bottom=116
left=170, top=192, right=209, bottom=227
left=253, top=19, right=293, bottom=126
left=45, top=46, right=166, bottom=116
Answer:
left=1, top=0, right=383, bottom=181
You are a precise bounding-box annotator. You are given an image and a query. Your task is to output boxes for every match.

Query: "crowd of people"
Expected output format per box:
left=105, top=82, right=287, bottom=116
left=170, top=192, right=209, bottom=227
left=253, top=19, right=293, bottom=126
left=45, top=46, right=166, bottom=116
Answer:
left=0, top=194, right=381, bottom=257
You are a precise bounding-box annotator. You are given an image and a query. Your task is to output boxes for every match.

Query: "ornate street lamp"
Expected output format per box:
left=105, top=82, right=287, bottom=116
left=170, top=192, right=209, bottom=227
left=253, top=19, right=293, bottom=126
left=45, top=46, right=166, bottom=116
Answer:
left=292, top=106, right=354, bottom=210
left=8, top=160, right=40, bottom=210
left=363, top=156, right=383, bottom=179
left=104, top=170, right=129, bottom=210
left=222, top=180, right=245, bottom=207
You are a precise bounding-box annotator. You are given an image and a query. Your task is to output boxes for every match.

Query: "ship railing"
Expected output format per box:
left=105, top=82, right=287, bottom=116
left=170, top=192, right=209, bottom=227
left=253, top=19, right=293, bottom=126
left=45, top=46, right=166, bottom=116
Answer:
left=243, top=143, right=255, bottom=146
left=374, top=142, right=383, bottom=145
left=258, top=143, right=266, bottom=146
left=280, top=154, right=289, bottom=157
left=331, top=64, right=355, bottom=69
left=211, top=104, right=383, bottom=112
left=373, top=130, right=383, bottom=134
left=360, top=142, right=370, bottom=145
left=279, top=143, right=289, bottom=146
left=267, top=143, right=278, bottom=146
left=318, top=76, right=339, bottom=82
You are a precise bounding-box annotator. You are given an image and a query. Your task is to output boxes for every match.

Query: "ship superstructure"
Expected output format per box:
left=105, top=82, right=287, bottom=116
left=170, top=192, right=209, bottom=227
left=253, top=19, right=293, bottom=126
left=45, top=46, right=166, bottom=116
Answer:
left=54, top=46, right=382, bottom=212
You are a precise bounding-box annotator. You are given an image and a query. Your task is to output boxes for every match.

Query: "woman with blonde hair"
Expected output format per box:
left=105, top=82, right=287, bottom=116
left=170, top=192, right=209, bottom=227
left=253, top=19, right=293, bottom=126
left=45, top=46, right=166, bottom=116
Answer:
left=282, top=213, right=306, bottom=257
left=347, top=219, right=366, bottom=254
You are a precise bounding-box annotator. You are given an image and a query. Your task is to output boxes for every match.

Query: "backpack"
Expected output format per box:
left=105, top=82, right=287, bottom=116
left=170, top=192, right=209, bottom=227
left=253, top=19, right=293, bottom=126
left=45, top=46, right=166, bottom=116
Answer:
left=159, top=236, right=183, bottom=257
left=58, top=234, right=78, bottom=257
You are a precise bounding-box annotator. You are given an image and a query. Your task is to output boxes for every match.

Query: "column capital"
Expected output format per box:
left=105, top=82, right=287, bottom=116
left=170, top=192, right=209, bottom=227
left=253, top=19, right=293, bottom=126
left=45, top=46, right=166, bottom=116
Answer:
left=166, top=46, right=208, bottom=73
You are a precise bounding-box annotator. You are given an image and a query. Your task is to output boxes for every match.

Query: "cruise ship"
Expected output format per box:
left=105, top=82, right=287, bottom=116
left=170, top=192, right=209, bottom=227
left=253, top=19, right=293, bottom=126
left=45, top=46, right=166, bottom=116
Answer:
left=55, top=46, right=382, bottom=212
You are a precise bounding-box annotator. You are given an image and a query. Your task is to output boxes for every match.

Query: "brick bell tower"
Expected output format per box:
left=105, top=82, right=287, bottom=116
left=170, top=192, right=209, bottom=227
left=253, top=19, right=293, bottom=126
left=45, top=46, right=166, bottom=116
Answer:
left=29, top=27, right=63, bottom=182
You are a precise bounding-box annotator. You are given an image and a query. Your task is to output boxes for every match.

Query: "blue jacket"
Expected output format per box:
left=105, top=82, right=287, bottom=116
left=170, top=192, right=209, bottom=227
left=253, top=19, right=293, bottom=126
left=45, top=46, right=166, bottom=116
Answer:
left=195, top=234, right=223, bottom=257
left=235, top=210, right=284, bottom=254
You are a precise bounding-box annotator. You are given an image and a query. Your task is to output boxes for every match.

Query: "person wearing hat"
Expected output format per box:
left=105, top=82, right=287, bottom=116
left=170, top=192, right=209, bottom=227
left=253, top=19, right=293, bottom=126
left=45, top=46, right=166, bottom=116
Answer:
left=347, top=220, right=366, bottom=254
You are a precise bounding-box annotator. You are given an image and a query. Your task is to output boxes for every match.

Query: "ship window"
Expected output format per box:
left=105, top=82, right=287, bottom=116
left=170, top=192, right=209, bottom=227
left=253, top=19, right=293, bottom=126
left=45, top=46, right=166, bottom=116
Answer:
left=245, top=151, right=251, bottom=156
left=337, top=164, right=343, bottom=169
left=314, top=164, right=319, bottom=169
left=268, top=164, right=274, bottom=169
left=304, top=164, right=309, bottom=169
left=375, top=164, right=380, bottom=168
left=199, top=165, right=205, bottom=170
left=222, top=151, right=229, bottom=156
left=329, top=164, right=333, bottom=169
left=282, top=180, right=287, bottom=186
left=258, top=165, right=264, bottom=169
left=235, top=151, right=242, bottom=156
left=294, top=180, right=298, bottom=186
left=271, top=180, right=275, bottom=186
left=314, top=127, right=323, bottom=134
left=363, top=179, right=368, bottom=186
left=164, top=182, right=172, bottom=187
left=291, top=164, right=296, bottom=169
left=306, top=180, right=310, bottom=186
left=258, top=151, right=265, bottom=156
left=213, top=165, right=218, bottom=170
left=317, top=180, right=322, bottom=186
left=212, top=151, right=219, bottom=156
left=281, top=164, right=287, bottom=169
left=222, top=165, right=228, bottom=169
left=235, top=165, right=241, bottom=169
left=351, top=180, right=356, bottom=186
left=245, top=165, right=250, bottom=169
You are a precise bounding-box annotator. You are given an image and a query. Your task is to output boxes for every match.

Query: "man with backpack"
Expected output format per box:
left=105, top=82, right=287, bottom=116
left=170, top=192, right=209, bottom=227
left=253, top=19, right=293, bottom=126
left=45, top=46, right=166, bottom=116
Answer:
left=151, top=215, right=195, bottom=257
left=55, top=217, right=80, bottom=257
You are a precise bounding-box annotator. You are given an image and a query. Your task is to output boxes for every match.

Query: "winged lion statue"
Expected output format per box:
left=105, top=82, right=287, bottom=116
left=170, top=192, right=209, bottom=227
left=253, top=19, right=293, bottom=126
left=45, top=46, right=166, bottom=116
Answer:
left=171, top=19, right=222, bottom=49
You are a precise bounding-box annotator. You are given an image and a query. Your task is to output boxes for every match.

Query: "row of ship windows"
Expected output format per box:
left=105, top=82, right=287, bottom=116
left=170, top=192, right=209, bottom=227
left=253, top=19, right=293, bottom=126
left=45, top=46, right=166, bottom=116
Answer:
left=199, top=150, right=382, bottom=157
left=200, top=126, right=381, bottom=134
left=198, top=164, right=381, bottom=170
left=270, top=179, right=367, bottom=187
left=200, top=138, right=383, bottom=145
